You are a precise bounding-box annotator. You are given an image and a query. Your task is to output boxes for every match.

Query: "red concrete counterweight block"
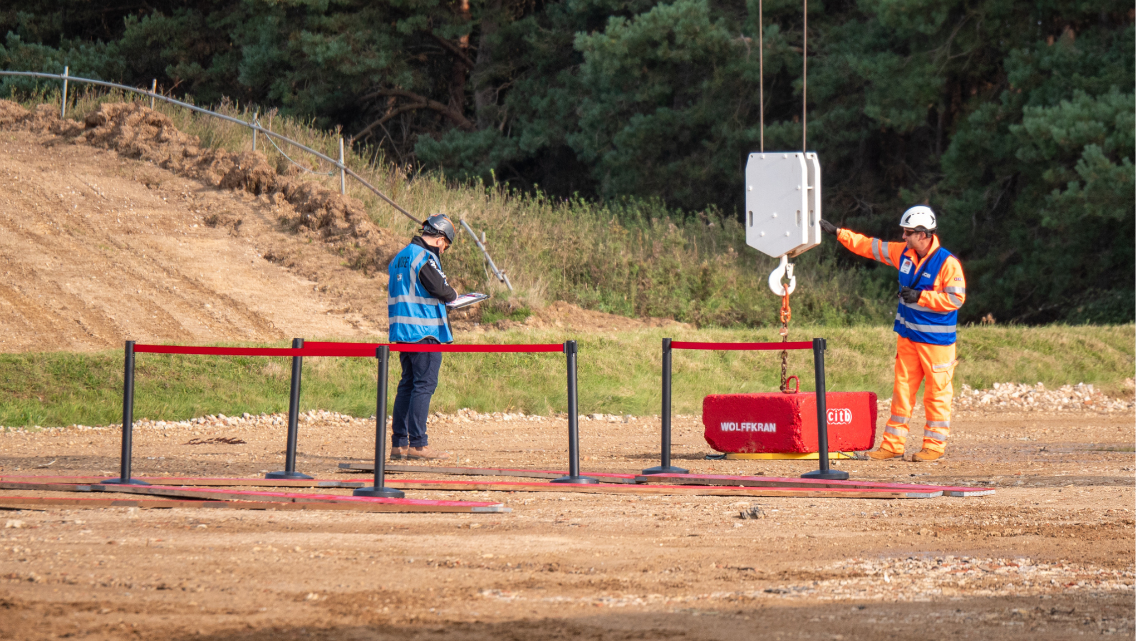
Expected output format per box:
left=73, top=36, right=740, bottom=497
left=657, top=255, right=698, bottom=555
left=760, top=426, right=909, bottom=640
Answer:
left=703, top=392, right=878, bottom=454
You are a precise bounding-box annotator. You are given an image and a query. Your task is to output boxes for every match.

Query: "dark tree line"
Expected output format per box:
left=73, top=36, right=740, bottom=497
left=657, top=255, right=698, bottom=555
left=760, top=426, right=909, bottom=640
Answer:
left=1, top=0, right=1134, bottom=323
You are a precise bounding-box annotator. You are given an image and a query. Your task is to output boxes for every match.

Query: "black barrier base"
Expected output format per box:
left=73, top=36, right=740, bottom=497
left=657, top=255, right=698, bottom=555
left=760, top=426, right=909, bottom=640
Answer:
left=265, top=470, right=314, bottom=480
left=100, top=478, right=150, bottom=486
left=801, top=469, right=850, bottom=481
left=641, top=465, right=689, bottom=475
left=353, top=486, right=405, bottom=498
left=550, top=476, right=600, bottom=484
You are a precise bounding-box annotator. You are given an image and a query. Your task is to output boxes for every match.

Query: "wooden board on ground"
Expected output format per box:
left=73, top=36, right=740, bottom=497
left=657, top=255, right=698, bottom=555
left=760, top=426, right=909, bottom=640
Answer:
left=0, top=474, right=365, bottom=488
left=724, top=452, right=859, bottom=460
left=1, top=477, right=939, bottom=499
left=634, top=473, right=994, bottom=497
left=0, top=496, right=504, bottom=513
left=337, top=464, right=985, bottom=497
left=340, top=462, right=636, bottom=484
left=90, top=485, right=510, bottom=511
left=0, top=481, right=509, bottom=513
left=0, top=481, right=97, bottom=493
left=377, top=478, right=942, bottom=499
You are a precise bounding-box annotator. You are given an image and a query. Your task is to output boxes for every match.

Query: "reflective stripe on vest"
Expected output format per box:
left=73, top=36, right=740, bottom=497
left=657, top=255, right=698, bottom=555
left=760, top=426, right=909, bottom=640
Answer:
left=872, top=238, right=892, bottom=266
left=387, top=243, right=454, bottom=344
left=894, top=246, right=957, bottom=345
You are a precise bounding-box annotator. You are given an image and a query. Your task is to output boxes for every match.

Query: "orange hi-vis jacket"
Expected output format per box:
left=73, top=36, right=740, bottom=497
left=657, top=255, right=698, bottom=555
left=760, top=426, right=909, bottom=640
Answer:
left=837, top=229, right=966, bottom=454
left=837, top=230, right=967, bottom=338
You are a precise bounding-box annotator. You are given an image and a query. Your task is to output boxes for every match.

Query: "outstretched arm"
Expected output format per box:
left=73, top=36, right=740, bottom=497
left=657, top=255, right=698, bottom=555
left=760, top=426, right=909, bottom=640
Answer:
left=836, top=229, right=905, bottom=269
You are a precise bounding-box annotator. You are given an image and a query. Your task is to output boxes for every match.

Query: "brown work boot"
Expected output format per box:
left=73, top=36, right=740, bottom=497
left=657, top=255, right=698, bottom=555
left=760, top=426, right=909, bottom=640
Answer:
left=865, top=447, right=904, bottom=461
left=389, top=446, right=409, bottom=461
left=407, top=446, right=452, bottom=461
left=911, top=448, right=943, bottom=462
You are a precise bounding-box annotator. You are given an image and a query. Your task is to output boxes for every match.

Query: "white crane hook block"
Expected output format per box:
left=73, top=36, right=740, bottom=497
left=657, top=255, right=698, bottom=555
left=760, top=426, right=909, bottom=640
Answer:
left=768, top=254, right=796, bottom=296
left=744, top=153, right=809, bottom=258
left=789, top=152, right=822, bottom=258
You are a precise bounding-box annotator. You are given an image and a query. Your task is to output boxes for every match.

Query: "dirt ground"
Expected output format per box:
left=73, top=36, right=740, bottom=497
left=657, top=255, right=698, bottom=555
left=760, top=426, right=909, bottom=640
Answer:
left=0, top=405, right=1133, bottom=640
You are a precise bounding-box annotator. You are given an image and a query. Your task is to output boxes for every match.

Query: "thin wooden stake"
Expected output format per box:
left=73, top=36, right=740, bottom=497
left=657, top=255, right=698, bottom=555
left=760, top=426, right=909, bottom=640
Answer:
left=60, top=66, right=68, bottom=118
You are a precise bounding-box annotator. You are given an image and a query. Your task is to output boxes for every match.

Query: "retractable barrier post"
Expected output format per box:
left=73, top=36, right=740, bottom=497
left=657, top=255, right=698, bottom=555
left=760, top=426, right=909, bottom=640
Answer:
left=802, top=338, right=849, bottom=480
left=552, top=340, right=598, bottom=484
left=643, top=338, right=688, bottom=475
left=355, top=345, right=404, bottom=498
left=267, top=338, right=313, bottom=480
left=102, top=341, right=148, bottom=486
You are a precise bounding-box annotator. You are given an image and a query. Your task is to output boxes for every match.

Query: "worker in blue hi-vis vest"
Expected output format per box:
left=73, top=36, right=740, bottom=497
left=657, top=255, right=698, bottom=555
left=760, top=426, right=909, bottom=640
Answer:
left=388, top=214, right=459, bottom=461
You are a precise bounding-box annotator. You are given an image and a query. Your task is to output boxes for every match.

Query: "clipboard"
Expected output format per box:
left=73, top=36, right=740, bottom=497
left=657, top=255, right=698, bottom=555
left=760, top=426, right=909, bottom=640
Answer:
left=446, top=293, right=490, bottom=310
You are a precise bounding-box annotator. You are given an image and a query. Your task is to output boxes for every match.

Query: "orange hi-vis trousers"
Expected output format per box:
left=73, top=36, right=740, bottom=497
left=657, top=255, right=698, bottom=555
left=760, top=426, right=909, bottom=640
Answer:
left=881, top=336, right=956, bottom=455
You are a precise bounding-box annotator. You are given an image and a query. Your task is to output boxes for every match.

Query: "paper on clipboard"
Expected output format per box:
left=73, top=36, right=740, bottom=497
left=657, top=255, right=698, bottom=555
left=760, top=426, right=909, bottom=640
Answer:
left=446, top=293, right=490, bottom=310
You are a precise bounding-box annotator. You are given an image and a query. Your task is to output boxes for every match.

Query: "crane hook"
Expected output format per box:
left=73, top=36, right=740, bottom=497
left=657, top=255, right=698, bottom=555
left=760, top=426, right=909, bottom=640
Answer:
left=768, top=254, right=796, bottom=296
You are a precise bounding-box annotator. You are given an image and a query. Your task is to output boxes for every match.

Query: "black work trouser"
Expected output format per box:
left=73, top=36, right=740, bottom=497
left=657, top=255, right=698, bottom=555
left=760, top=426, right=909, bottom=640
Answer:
left=391, top=338, right=442, bottom=448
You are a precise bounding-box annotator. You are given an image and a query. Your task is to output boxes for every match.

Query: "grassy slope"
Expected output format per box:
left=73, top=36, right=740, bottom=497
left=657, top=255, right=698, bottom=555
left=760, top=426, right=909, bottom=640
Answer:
left=14, top=86, right=890, bottom=327
left=1, top=325, right=1133, bottom=427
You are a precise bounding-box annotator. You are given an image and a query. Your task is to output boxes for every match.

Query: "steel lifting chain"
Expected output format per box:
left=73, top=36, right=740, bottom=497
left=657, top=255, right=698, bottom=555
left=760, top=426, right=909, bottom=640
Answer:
left=779, top=284, right=798, bottom=393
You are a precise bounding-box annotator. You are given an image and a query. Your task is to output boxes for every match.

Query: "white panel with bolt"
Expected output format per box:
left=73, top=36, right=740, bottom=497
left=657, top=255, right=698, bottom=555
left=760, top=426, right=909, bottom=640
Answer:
left=744, top=152, right=810, bottom=259
left=788, top=152, right=822, bottom=258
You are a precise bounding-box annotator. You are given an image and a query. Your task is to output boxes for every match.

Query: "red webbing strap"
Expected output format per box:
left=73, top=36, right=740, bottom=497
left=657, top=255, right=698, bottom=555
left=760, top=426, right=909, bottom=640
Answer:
left=300, top=341, right=381, bottom=357
left=303, top=341, right=563, bottom=354
left=134, top=343, right=566, bottom=357
left=670, top=341, right=813, bottom=351
left=134, top=345, right=306, bottom=357
left=390, top=344, right=563, bottom=353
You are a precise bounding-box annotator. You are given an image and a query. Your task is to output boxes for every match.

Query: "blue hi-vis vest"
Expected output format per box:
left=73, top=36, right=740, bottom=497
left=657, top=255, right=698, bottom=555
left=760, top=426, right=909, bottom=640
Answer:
left=388, top=244, right=454, bottom=344
left=894, top=246, right=957, bottom=346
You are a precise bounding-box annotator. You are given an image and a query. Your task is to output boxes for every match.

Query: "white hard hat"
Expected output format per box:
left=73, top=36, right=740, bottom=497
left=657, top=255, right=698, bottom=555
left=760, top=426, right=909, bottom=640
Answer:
left=900, top=205, right=936, bottom=231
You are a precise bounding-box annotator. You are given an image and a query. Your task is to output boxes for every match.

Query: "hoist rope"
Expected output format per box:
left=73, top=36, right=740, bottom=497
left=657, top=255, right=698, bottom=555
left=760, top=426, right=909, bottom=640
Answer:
left=757, top=0, right=807, bottom=150
left=758, top=0, right=764, bottom=152
left=802, top=0, right=808, bottom=152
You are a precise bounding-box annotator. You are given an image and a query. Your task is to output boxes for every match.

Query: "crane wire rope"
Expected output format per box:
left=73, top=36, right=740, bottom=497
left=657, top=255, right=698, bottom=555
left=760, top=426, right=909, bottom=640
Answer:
left=802, top=0, right=808, bottom=153
left=757, top=0, right=807, bottom=152
left=758, top=0, right=764, bottom=152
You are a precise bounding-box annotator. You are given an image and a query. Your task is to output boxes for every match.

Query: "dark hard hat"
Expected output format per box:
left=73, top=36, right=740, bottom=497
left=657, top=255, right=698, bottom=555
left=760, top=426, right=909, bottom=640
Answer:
left=422, top=214, right=456, bottom=244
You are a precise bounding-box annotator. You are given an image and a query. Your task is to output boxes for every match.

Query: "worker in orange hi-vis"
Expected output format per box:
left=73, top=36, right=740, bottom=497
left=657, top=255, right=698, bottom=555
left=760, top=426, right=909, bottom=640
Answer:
left=819, top=206, right=966, bottom=462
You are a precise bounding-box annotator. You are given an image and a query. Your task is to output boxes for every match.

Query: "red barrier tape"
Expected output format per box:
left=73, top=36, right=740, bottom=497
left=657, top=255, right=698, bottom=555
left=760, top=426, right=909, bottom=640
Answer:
left=302, top=341, right=564, bottom=354
left=392, top=344, right=563, bottom=353
left=133, top=343, right=565, bottom=357
left=134, top=345, right=306, bottom=357
left=670, top=341, right=813, bottom=351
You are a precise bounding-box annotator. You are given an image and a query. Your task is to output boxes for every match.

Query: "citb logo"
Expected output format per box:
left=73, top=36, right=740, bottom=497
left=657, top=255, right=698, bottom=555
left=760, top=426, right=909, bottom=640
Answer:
left=827, top=408, right=853, bottom=424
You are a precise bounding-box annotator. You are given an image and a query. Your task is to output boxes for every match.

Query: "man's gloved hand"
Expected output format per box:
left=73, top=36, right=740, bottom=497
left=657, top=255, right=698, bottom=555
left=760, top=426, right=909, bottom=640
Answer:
left=819, top=220, right=838, bottom=236
left=899, top=287, right=921, bottom=305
